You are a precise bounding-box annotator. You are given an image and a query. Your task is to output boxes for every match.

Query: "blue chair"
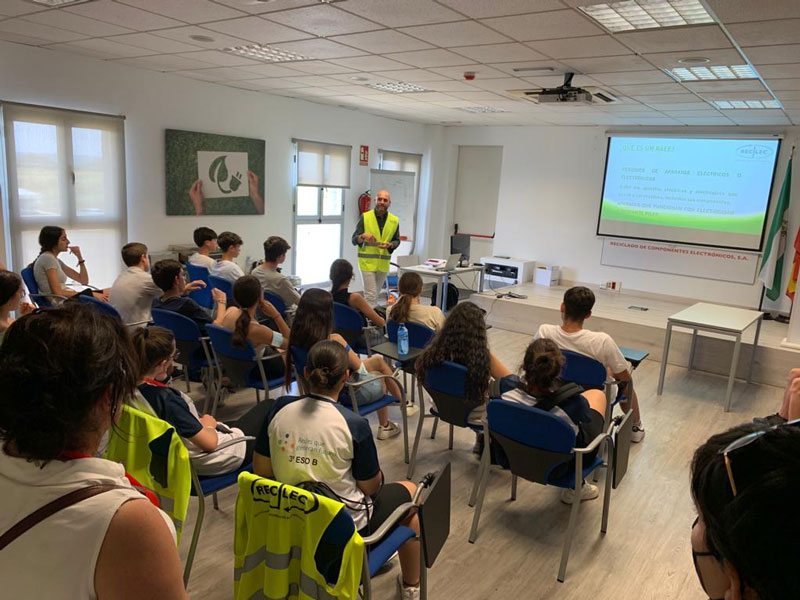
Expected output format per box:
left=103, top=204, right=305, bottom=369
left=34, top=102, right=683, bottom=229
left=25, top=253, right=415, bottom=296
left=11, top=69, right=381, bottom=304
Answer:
left=263, top=290, right=287, bottom=320
left=333, top=301, right=378, bottom=356
left=290, top=345, right=409, bottom=462
left=208, top=274, right=235, bottom=306
left=185, top=263, right=212, bottom=309
left=407, top=361, right=481, bottom=479
left=21, top=265, right=65, bottom=307
left=151, top=309, right=218, bottom=410
left=468, top=399, right=614, bottom=582
left=560, top=349, right=624, bottom=425
left=77, top=293, right=123, bottom=320
left=205, top=324, right=285, bottom=414
left=387, top=320, right=435, bottom=417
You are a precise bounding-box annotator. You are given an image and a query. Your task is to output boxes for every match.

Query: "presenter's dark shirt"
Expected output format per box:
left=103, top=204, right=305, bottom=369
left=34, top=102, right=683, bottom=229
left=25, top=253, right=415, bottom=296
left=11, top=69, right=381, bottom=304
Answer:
left=351, top=211, right=400, bottom=250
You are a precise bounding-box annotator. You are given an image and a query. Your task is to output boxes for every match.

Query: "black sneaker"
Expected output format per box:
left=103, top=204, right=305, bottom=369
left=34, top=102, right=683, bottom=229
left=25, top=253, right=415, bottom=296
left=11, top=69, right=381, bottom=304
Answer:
left=753, top=413, right=787, bottom=427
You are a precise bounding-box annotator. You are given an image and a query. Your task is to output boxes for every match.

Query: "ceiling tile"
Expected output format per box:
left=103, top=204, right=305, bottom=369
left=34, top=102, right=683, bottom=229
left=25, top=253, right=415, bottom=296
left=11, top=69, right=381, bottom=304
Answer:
left=244, top=77, right=309, bottom=89
left=744, top=45, right=800, bottom=65
left=429, top=63, right=510, bottom=78
left=173, top=50, right=261, bottom=67
left=211, top=0, right=318, bottom=14
left=451, top=43, right=546, bottom=63
left=115, top=54, right=218, bottom=72
left=281, top=75, right=346, bottom=87
left=767, top=78, right=800, bottom=91
left=266, top=5, right=380, bottom=36
left=232, top=63, right=307, bottom=77
left=291, top=87, right=348, bottom=97
left=273, top=38, right=367, bottom=59
left=682, top=80, right=768, bottom=94
left=23, top=10, right=134, bottom=36
left=526, top=35, right=632, bottom=59
left=0, top=19, right=85, bottom=44
left=153, top=26, right=251, bottom=49
left=0, top=31, right=51, bottom=45
left=470, top=76, right=532, bottom=92
left=203, top=16, right=310, bottom=43
left=648, top=102, right=713, bottom=110
left=65, top=0, right=183, bottom=31
left=591, top=70, right=674, bottom=85
left=481, top=10, right=602, bottom=42
left=610, top=83, right=686, bottom=95
left=329, top=55, right=412, bottom=71
left=174, top=69, right=222, bottom=82
left=706, top=0, right=800, bottom=23
left=169, top=66, right=258, bottom=81
left=725, top=110, right=790, bottom=124
left=643, top=48, right=743, bottom=69
left=420, top=79, right=483, bottom=92
left=0, top=0, right=47, bottom=17
left=373, top=68, right=451, bottom=81
left=615, top=25, right=732, bottom=54
left=488, top=60, right=573, bottom=76
left=443, top=90, right=510, bottom=101
left=562, top=54, right=654, bottom=73
left=116, top=0, right=245, bottom=24
left=329, top=30, right=433, bottom=53
left=758, top=64, right=800, bottom=79
left=46, top=38, right=154, bottom=59
left=521, top=73, right=599, bottom=87
left=774, top=90, right=800, bottom=100
left=673, top=116, right=736, bottom=125
left=400, top=91, right=458, bottom=102
left=399, top=21, right=510, bottom=46
left=662, top=109, right=727, bottom=116
left=336, top=0, right=464, bottom=27
left=631, top=93, right=700, bottom=104
left=728, top=20, right=800, bottom=47
left=436, top=0, right=566, bottom=19
left=111, top=32, right=200, bottom=53
left=383, top=48, right=473, bottom=67
left=287, top=61, right=358, bottom=75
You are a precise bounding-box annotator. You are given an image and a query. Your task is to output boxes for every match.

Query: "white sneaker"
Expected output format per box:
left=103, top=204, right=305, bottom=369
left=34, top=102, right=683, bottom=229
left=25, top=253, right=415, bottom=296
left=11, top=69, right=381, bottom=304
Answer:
left=631, top=423, right=645, bottom=443
left=404, top=402, right=419, bottom=416
left=398, top=575, right=420, bottom=600
left=377, top=421, right=401, bottom=440
left=560, top=482, right=600, bottom=504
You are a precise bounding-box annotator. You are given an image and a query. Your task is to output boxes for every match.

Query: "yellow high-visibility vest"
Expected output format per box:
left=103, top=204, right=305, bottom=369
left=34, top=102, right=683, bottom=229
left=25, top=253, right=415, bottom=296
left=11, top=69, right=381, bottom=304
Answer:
left=234, top=472, right=364, bottom=600
left=103, top=404, right=191, bottom=542
left=357, top=210, right=399, bottom=274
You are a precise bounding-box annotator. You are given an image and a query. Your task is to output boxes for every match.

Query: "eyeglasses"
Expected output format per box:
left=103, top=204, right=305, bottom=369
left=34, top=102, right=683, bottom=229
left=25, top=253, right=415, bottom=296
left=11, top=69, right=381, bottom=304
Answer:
left=719, top=418, right=800, bottom=496
left=691, top=517, right=726, bottom=600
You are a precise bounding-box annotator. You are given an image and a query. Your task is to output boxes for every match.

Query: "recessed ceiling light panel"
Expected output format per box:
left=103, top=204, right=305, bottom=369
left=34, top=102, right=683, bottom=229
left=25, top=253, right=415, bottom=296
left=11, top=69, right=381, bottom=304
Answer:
left=460, top=106, right=508, bottom=114
left=578, top=0, right=714, bottom=32
left=667, top=64, right=757, bottom=81
left=367, top=81, right=429, bottom=93
left=712, top=99, right=781, bottom=109
left=224, top=43, right=308, bottom=63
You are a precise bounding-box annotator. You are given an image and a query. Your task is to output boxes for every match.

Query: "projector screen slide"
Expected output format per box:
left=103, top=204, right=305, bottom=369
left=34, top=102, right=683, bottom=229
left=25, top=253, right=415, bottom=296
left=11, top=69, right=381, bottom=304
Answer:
left=597, top=136, right=781, bottom=251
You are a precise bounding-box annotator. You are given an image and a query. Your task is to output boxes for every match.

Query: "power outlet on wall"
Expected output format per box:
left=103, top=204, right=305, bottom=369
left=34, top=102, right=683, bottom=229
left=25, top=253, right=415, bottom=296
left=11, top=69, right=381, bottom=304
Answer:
left=600, top=280, right=622, bottom=292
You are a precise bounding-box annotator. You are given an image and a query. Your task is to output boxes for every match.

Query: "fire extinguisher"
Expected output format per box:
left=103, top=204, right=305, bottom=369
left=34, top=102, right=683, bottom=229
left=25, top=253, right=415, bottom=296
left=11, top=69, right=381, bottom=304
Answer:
left=358, top=190, right=372, bottom=214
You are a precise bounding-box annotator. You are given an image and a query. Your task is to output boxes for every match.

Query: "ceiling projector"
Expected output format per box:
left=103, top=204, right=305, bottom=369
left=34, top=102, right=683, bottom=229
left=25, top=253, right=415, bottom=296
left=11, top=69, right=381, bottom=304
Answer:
left=537, top=72, right=593, bottom=105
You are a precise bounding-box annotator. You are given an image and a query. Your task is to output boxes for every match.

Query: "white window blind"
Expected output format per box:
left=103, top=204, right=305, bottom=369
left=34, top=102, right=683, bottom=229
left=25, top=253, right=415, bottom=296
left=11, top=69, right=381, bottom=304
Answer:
left=294, top=139, right=352, bottom=188
left=379, top=149, right=421, bottom=175
left=2, top=102, right=126, bottom=288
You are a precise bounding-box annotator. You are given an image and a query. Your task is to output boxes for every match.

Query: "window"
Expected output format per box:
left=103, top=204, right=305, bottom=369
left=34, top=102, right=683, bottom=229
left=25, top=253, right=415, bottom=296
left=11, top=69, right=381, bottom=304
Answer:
left=292, top=139, right=351, bottom=286
left=2, top=103, right=126, bottom=288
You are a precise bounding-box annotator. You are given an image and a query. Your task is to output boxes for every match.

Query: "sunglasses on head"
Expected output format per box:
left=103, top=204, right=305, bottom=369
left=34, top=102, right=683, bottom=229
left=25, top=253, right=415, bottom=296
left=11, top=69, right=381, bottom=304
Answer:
left=719, top=418, right=800, bottom=496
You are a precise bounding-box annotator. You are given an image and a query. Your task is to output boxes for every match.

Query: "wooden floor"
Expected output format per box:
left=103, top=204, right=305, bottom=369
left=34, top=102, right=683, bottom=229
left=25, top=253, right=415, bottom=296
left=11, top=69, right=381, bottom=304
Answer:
left=181, top=327, right=784, bottom=600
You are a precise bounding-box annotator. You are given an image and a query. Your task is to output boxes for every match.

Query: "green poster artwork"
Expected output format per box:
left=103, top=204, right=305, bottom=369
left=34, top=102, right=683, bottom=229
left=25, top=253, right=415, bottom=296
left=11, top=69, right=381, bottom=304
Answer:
left=165, top=129, right=266, bottom=216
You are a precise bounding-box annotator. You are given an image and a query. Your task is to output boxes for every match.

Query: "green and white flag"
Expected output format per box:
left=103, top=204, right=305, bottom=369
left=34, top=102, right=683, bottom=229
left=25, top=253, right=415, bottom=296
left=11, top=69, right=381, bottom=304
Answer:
left=759, top=152, right=793, bottom=301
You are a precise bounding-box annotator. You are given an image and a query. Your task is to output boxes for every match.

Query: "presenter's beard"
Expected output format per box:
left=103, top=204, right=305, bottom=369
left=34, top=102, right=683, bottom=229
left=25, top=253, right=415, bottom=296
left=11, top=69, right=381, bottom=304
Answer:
left=375, top=206, right=387, bottom=216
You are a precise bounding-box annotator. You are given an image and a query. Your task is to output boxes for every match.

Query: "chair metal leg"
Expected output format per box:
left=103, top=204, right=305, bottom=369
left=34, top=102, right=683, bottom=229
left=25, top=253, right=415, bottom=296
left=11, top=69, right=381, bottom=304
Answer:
left=184, top=488, right=205, bottom=586
left=400, top=389, right=409, bottom=464
left=255, top=388, right=260, bottom=404
left=558, top=459, right=584, bottom=582
left=468, top=442, right=492, bottom=542
left=213, top=492, right=219, bottom=510
left=468, top=435, right=488, bottom=506
left=510, top=475, right=517, bottom=501
left=601, top=439, right=614, bottom=534
left=448, top=424, right=454, bottom=450
left=184, top=367, right=191, bottom=393
left=407, top=383, right=426, bottom=479
left=419, top=537, right=428, bottom=600
left=360, top=552, right=372, bottom=600
left=430, top=416, right=439, bottom=439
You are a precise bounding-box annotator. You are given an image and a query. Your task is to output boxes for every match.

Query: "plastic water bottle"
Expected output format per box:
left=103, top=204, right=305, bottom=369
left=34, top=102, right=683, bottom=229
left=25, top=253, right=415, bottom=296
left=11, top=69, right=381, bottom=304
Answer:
left=398, top=323, right=409, bottom=357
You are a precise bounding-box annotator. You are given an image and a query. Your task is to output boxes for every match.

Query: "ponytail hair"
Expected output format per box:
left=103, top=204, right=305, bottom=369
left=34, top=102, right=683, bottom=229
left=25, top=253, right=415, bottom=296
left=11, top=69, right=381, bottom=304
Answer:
left=521, top=338, right=564, bottom=394
left=232, top=276, right=261, bottom=348
left=329, top=258, right=353, bottom=291
left=305, top=339, right=349, bottom=393
left=130, top=326, right=174, bottom=380
left=392, top=272, right=423, bottom=323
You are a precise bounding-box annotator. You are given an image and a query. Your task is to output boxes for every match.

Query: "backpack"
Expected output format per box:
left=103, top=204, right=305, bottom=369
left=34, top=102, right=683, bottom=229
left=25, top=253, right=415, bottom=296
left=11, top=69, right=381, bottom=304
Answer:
left=430, top=283, right=459, bottom=310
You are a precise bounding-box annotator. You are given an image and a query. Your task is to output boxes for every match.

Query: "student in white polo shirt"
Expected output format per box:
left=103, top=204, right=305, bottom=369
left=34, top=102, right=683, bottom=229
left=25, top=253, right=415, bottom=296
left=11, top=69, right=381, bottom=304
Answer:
left=210, top=231, right=244, bottom=283
left=253, top=340, right=422, bottom=600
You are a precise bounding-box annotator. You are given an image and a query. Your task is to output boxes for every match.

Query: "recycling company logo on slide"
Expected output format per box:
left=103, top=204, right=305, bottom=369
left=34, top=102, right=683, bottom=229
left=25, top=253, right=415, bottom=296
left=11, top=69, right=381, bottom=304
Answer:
left=208, top=155, right=243, bottom=194
left=736, top=144, right=773, bottom=160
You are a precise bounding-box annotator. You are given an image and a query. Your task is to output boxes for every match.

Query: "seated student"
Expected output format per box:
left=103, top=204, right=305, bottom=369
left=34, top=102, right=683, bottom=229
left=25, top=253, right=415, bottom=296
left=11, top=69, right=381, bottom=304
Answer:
left=537, top=286, right=645, bottom=443
left=0, top=303, right=186, bottom=599
left=690, top=421, right=800, bottom=600
left=210, top=231, right=244, bottom=283
left=388, top=272, right=445, bottom=332
left=188, top=226, right=218, bottom=270
left=416, top=301, right=511, bottom=430
left=251, top=236, right=300, bottom=310
left=220, top=276, right=289, bottom=380
left=499, top=338, right=607, bottom=504
left=0, top=271, right=34, bottom=343
left=32, top=225, right=108, bottom=300
left=330, top=258, right=386, bottom=327
left=253, top=340, right=421, bottom=600
left=754, top=368, right=800, bottom=426
left=286, top=288, right=401, bottom=440
left=151, top=259, right=226, bottom=334
left=132, top=327, right=270, bottom=476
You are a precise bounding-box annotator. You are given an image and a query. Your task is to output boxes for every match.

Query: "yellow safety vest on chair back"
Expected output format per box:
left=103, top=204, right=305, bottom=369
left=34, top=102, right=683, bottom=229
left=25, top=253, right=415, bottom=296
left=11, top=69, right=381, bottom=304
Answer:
left=104, top=403, right=192, bottom=542
left=358, top=210, right=399, bottom=274
left=234, top=472, right=364, bottom=600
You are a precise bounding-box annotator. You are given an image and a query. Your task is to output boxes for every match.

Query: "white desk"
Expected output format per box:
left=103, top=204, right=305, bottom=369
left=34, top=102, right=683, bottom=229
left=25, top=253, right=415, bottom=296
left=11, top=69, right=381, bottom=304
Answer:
left=398, top=264, right=485, bottom=311
left=657, top=302, right=763, bottom=412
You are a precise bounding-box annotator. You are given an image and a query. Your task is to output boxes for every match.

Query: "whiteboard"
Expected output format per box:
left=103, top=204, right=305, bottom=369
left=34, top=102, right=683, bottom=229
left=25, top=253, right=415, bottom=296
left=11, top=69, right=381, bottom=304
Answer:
left=370, top=169, right=416, bottom=245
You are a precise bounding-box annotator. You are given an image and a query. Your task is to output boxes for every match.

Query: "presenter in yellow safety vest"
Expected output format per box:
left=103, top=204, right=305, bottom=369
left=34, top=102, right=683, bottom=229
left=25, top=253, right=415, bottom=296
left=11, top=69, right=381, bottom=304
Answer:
left=352, top=189, right=400, bottom=306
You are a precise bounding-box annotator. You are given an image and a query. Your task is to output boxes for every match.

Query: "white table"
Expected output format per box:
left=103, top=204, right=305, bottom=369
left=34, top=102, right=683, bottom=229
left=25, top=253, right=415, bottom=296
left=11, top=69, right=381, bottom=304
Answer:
left=657, top=302, right=763, bottom=412
left=398, top=264, right=485, bottom=311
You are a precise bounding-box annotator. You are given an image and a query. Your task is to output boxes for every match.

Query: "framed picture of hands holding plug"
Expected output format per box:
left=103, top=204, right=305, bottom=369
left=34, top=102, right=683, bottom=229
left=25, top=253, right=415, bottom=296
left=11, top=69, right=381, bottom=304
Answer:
left=165, top=128, right=266, bottom=216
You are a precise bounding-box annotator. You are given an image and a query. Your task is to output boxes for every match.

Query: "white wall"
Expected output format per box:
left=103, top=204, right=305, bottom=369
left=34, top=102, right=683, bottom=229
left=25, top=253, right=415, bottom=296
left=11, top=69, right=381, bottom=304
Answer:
left=0, top=41, right=442, bottom=284
left=441, top=124, right=800, bottom=310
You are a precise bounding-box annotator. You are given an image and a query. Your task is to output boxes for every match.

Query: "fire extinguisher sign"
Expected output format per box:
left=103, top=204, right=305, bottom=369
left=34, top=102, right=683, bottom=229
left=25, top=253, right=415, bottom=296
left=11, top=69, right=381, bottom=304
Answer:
left=359, top=145, right=369, bottom=166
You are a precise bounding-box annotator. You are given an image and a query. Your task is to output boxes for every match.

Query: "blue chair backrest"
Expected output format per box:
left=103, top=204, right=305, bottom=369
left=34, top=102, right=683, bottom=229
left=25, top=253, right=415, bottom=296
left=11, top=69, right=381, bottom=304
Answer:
left=333, top=302, right=364, bottom=331
left=152, top=308, right=202, bottom=341
left=208, top=275, right=234, bottom=305
left=387, top=320, right=435, bottom=348
left=78, top=294, right=121, bottom=320
left=290, top=345, right=309, bottom=379
left=421, top=361, right=473, bottom=427
left=206, top=324, right=255, bottom=362
left=560, top=349, right=606, bottom=389
left=21, top=266, right=39, bottom=294
left=185, top=264, right=212, bottom=309
left=264, top=291, right=287, bottom=318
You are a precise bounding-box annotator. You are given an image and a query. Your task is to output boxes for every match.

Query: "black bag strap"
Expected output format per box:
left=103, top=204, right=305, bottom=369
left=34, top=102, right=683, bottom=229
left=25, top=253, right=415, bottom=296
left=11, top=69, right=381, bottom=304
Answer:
left=0, top=483, right=125, bottom=551
left=533, top=382, right=584, bottom=412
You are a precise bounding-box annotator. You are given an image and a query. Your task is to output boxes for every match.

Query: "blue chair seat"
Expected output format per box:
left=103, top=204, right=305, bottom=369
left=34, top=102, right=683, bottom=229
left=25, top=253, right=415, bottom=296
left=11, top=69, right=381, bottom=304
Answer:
left=429, top=407, right=483, bottom=432
left=547, top=456, right=604, bottom=489
left=367, top=525, right=416, bottom=576
left=341, top=393, right=397, bottom=416
left=194, top=462, right=253, bottom=496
